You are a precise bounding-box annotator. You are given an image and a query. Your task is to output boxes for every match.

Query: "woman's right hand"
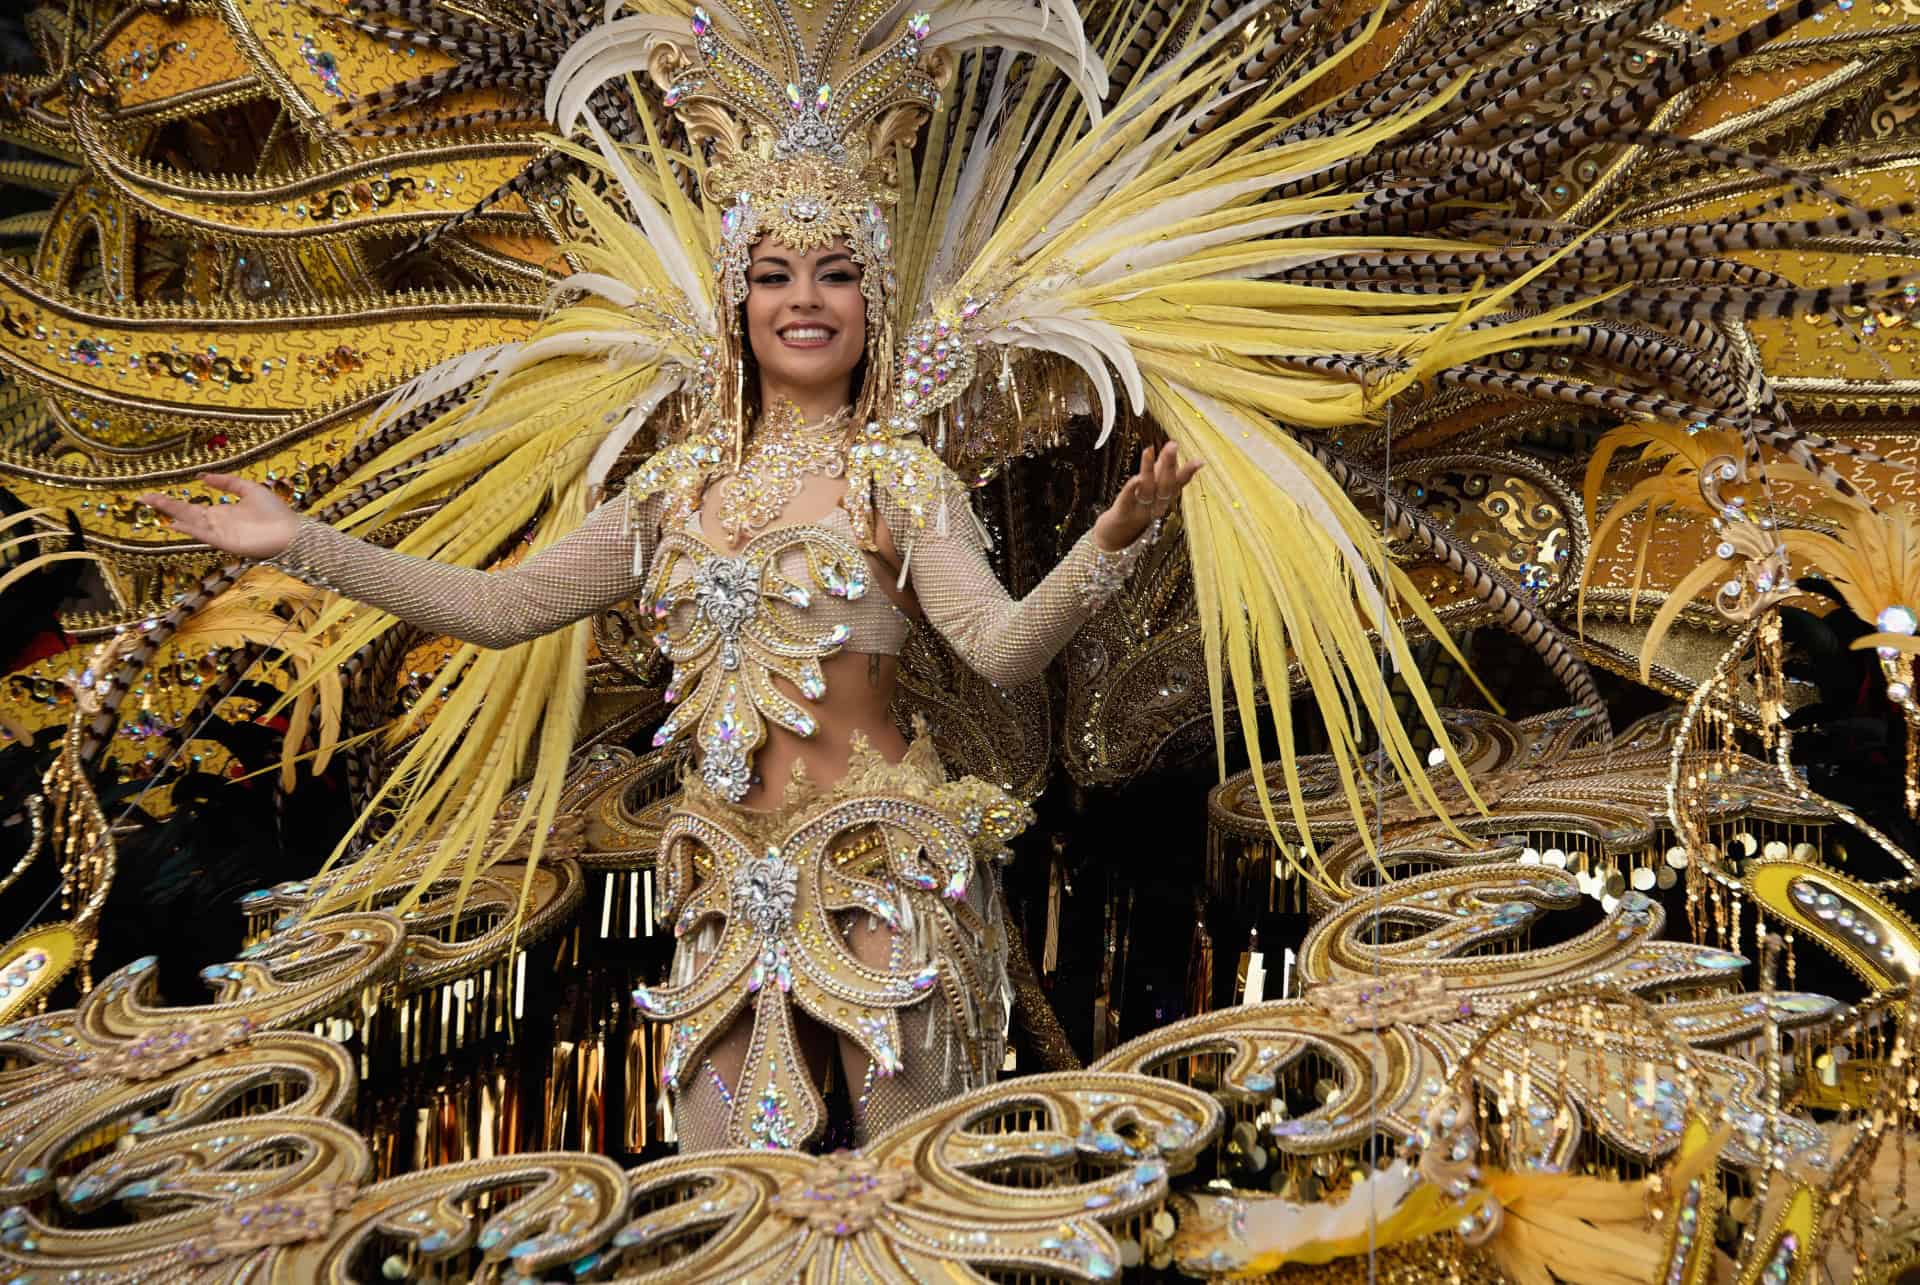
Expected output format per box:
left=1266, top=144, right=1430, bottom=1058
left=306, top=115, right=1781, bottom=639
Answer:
left=139, top=473, right=301, bottom=559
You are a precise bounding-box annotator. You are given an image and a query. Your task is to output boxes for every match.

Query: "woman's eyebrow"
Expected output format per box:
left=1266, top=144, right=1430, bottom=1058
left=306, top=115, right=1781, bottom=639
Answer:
left=815, top=252, right=854, bottom=268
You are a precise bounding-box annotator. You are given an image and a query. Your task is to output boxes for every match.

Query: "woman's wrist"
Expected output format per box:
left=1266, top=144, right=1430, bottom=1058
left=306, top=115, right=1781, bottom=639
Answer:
left=1091, top=507, right=1155, bottom=553
left=264, top=514, right=305, bottom=560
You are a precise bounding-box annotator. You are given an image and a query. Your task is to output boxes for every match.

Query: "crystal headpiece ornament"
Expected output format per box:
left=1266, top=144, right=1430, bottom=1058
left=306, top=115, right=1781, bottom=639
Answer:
left=549, top=0, right=1105, bottom=443
left=658, top=0, right=945, bottom=315
left=643, top=0, right=952, bottom=443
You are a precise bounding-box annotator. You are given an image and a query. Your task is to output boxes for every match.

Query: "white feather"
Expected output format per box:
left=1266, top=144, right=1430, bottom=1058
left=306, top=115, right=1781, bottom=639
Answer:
left=547, top=17, right=690, bottom=134
left=459, top=329, right=666, bottom=426
left=1000, top=324, right=1117, bottom=435
left=1034, top=311, right=1139, bottom=414
left=545, top=270, right=643, bottom=312
left=925, top=57, right=1014, bottom=292
left=987, top=306, right=1143, bottom=444
left=1080, top=209, right=1324, bottom=287
left=372, top=342, right=520, bottom=433
left=579, top=114, right=714, bottom=331
left=1075, top=167, right=1298, bottom=265
left=1019, top=88, right=1232, bottom=261
left=1186, top=1162, right=1422, bottom=1266
left=588, top=374, right=680, bottom=490
left=923, top=11, right=1105, bottom=118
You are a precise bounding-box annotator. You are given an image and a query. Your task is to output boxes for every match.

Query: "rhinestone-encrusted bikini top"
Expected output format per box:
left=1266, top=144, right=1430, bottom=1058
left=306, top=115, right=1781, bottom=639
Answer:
left=643, top=514, right=908, bottom=802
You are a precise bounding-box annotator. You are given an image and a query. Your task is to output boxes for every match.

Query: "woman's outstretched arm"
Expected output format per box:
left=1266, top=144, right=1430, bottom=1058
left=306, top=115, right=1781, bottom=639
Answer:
left=880, top=444, right=1199, bottom=687
left=143, top=473, right=656, bottom=649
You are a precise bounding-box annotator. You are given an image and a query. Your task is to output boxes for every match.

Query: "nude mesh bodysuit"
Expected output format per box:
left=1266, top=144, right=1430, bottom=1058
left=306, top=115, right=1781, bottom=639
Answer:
left=271, top=446, right=1152, bottom=1148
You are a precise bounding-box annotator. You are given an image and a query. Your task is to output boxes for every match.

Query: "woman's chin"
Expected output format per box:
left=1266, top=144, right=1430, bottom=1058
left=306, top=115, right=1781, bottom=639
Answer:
left=764, top=358, right=860, bottom=396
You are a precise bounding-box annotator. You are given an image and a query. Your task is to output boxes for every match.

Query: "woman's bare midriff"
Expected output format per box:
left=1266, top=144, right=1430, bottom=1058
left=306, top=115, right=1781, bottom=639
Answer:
left=684, top=469, right=918, bottom=1099
left=690, top=470, right=919, bottom=812
left=736, top=649, right=908, bottom=810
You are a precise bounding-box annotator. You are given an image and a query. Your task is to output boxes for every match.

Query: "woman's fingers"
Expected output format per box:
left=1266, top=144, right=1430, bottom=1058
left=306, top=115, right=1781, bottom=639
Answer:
left=202, top=472, right=271, bottom=501
left=139, top=492, right=210, bottom=541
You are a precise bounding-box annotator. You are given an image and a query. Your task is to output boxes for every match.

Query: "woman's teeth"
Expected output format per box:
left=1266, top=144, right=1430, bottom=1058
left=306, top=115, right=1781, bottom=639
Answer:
left=782, top=327, right=832, bottom=343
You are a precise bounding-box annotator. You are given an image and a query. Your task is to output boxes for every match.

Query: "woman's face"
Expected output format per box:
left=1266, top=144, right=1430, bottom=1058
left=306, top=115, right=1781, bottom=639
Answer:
left=744, top=237, right=867, bottom=404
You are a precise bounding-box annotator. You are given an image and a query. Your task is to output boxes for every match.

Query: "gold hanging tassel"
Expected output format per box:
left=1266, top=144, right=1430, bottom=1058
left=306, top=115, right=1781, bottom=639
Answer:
left=624, top=1023, right=650, bottom=1150
left=652, top=1023, right=677, bottom=1145
left=545, top=1041, right=575, bottom=1149
left=578, top=1025, right=606, bottom=1154
left=477, top=1064, right=500, bottom=1160
left=1187, top=904, right=1214, bottom=1018
left=1236, top=929, right=1267, bottom=1005
left=498, top=1063, right=524, bottom=1155
left=1042, top=834, right=1065, bottom=979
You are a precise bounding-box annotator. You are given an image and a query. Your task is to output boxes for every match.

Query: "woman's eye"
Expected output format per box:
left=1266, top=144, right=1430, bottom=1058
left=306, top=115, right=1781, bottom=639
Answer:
left=822, top=271, right=857, bottom=284
left=751, top=272, right=789, bottom=286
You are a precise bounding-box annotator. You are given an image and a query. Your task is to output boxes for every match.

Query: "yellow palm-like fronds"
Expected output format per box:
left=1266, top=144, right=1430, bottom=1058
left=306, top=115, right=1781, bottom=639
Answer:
left=898, top=29, right=1612, bottom=874
left=251, top=146, right=712, bottom=916
left=173, top=569, right=347, bottom=792
left=1476, top=1117, right=1731, bottom=1285
left=1781, top=493, right=1920, bottom=653
left=1578, top=422, right=1819, bottom=680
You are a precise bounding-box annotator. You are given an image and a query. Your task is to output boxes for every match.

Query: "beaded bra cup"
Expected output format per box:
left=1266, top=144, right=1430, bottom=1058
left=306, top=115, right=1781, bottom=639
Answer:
left=645, top=512, right=909, bottom=802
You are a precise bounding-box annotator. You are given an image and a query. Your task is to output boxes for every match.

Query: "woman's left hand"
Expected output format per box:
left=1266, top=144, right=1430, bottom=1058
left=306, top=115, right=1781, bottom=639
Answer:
left=1091, top=443, right=1202, bottom=551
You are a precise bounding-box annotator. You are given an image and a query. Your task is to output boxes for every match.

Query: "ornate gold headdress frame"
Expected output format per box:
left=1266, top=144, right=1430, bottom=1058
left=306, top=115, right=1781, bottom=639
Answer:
left=644, top=0, right=952, bottom=452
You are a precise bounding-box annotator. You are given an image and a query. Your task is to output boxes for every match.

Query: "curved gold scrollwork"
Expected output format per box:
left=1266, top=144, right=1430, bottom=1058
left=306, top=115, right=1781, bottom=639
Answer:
left=599, top=1070, right=1218, bottom=1281
left=75, top=912, right=403, bottom=1044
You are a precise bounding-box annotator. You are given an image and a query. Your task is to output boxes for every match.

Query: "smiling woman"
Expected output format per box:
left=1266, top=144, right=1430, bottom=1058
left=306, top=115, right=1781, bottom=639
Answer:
left=743, top=239, right=870, bottom=420
left=139, top=140, right=1197, bottom=1152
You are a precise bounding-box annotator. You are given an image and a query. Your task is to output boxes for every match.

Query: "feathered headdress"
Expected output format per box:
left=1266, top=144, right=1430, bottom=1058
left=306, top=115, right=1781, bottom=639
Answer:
left=236, top=0, right=1906, bottom=914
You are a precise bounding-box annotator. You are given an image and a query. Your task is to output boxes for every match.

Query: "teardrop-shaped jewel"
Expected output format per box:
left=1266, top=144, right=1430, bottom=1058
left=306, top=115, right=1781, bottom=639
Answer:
left=781, top=584, right=811, bottom=608
left=785, top=82, right=803, bottom=110
left=690, top=7, right=710, bottom=34
left=650, top=715, right=678, bottom=748
left=814, top=82, right=831, bottom=109
left=907, top=10, right=931, bottom=38
left=820, top=624, right=852, bottom=647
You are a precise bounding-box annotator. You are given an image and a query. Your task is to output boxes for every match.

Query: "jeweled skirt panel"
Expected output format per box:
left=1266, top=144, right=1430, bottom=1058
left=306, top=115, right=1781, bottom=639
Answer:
left=629, top=734, right=1032, bottom=1151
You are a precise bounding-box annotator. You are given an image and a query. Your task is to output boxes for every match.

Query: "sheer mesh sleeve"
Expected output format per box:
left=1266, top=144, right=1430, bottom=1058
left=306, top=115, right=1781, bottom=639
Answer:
left=268, top=490, right=661, bottom=650
left=875, top=479, right=1158, bottom=688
